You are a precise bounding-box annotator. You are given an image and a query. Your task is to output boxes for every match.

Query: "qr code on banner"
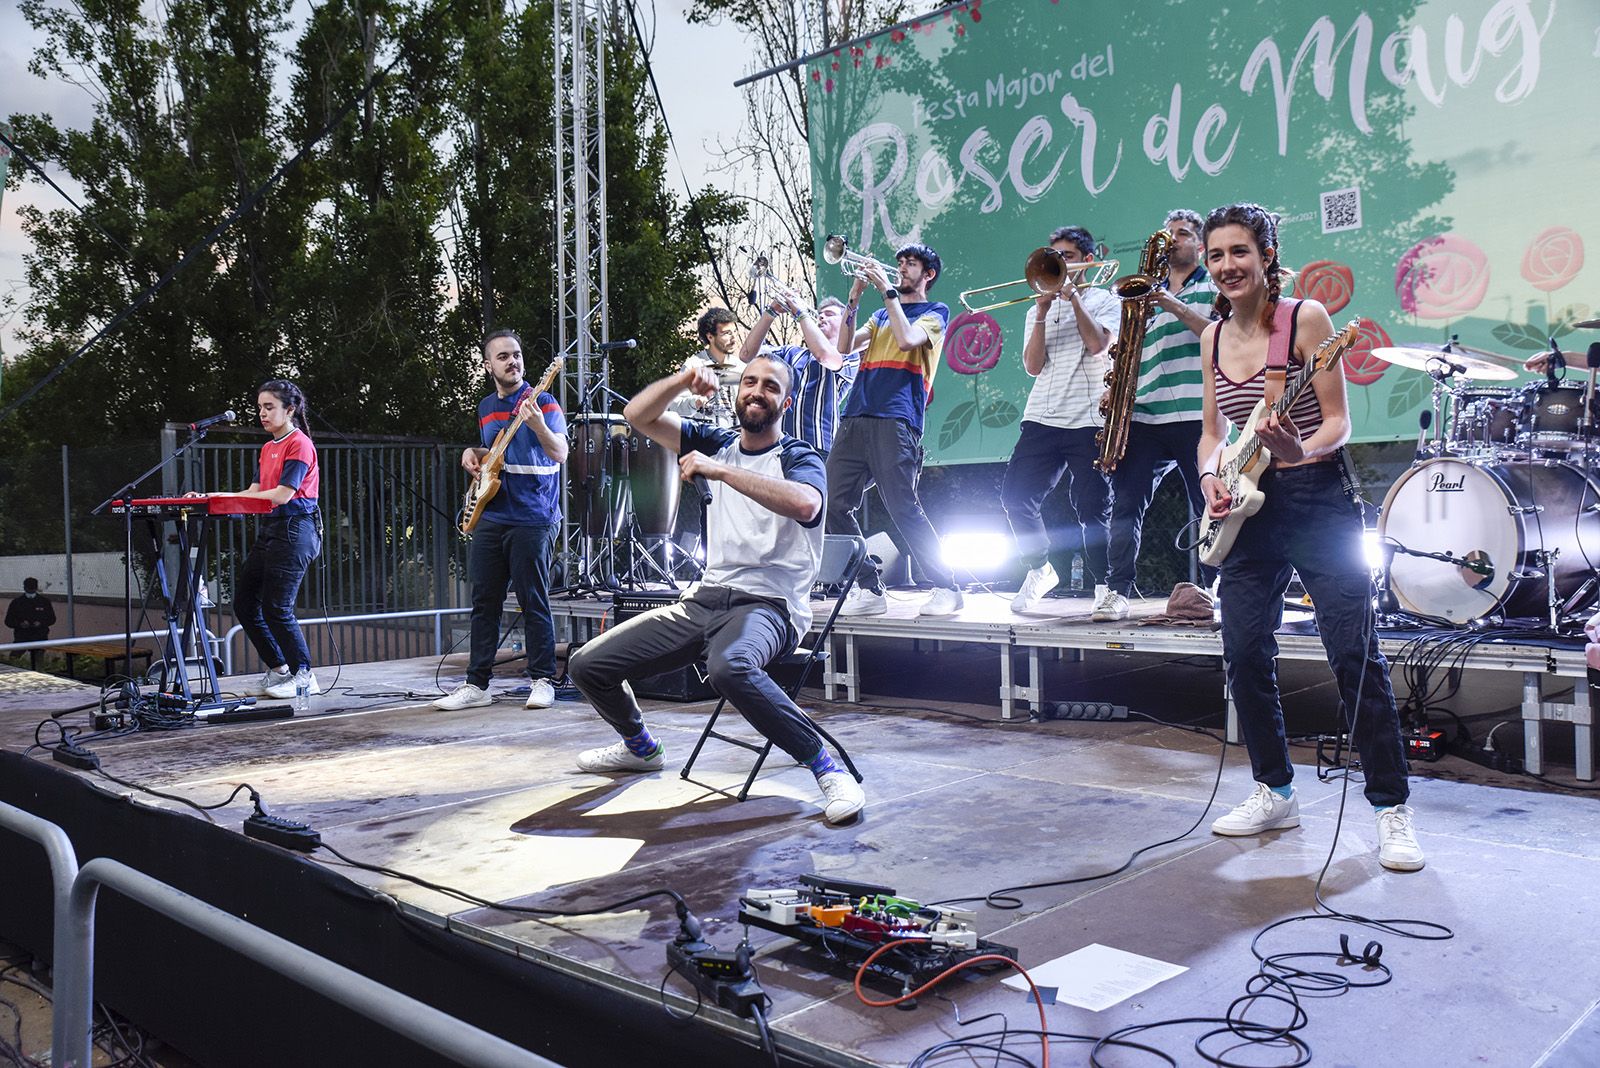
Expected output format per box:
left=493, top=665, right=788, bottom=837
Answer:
left=1320, top=187, right=1361, bottom=234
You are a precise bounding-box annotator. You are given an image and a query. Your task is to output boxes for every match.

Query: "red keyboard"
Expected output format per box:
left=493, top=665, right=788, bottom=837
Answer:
left=109, top=494, right=275, bottom=517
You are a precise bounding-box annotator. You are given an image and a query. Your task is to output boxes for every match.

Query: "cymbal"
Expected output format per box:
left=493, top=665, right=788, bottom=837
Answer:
left=1574, top=318, right=1600, bottom=330
left=1370, top=345, right=1518, bottom=380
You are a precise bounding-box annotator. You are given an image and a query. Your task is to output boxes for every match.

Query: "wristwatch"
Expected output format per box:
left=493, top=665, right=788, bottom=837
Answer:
left=883, top=290, right=900, bottom=301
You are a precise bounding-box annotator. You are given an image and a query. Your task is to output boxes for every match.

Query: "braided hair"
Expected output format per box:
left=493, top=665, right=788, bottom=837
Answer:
left=1203, top=203, right=1288, bottom=329
left=259, top=379, right=310, bottom=436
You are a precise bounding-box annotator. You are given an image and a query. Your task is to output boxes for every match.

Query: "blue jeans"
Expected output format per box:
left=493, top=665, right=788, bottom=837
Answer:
left=1219, top=462, right=1409, bottom=808
left=1001, top=421, right=1111, bottom=580
left=467, top=519, right=556, bottom=688
left=235, top=514, right=320, bottom=673
left=1107, top=419, right=1216, bottom=595
left=568, top=585, right=824, bottom=763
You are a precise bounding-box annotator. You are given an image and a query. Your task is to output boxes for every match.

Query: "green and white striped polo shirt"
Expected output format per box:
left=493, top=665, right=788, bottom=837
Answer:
left=1132, top=265, right=1217, bottom=424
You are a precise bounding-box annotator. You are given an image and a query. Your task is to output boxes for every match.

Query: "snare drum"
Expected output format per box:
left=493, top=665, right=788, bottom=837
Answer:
left=1447, top=387, right=1521, bottom=454
left=1379, top=458, right=1600, bottom=622
left=1518, top=382, right=1597, bottom=452
left=568, top=414, right=629, bottom=537
left=627, top=430, right=681, bottom=536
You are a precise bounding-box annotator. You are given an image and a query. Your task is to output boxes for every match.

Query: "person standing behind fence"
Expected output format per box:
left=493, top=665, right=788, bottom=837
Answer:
left=219, top=380, right=323, bottom=699
left=435, top=329, right=568, bottom=712
left=6, top=577, right=56, bottom=671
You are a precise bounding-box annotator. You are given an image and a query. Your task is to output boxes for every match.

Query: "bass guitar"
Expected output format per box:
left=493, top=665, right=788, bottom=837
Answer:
left=460, top=357, right=562, bottom=534
left=1195, top=320, right=1360, bottom=567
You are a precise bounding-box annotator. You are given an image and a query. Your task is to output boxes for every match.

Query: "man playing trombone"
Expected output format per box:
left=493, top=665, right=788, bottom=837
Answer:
left=1000, top=227, right=1120, bottom=610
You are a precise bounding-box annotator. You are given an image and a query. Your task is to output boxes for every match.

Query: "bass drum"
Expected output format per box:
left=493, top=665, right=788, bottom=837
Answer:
left=1379, top=458, right=1600, bottom=623
left=568, top=414, right=630, bottom=537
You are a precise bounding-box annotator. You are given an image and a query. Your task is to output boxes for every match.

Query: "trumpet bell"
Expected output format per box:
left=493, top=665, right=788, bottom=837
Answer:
left=823, top=234, right=848, bottom=266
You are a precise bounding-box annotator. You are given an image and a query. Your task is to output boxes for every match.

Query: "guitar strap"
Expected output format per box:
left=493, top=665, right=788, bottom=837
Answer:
left=1261, top=298, right=1300, bottom=408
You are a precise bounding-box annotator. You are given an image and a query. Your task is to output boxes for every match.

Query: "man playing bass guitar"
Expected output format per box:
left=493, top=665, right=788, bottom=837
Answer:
left=437, top=329, right=568, bottom=712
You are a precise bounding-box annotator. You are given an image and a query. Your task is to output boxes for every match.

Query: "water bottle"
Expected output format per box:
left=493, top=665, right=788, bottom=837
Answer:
left=1070, top=554, right=1084, bottom=592
left=293, top=673, right=310, bottom=713
left=511, top=635, right=525, bottom=661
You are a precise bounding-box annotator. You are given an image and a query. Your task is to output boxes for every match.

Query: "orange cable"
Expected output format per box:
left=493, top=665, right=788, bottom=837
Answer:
left=852, top=938, right=1049, bottom=1068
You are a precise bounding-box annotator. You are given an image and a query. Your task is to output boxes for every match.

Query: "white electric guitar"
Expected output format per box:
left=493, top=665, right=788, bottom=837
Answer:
left=1195, top=320, right=1361, bottom=567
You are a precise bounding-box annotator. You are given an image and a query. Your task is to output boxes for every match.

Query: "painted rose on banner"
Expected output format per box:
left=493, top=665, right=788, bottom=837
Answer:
left=1520, top=226, right=1584, bottom=293
left=1343, top=318, right=1393, bottom=387
left=944, top=311, right=1003, bottom=374
left=1395, top=235, right=1490, bottom=320
left=1297, top=260, right=1354, bottom=314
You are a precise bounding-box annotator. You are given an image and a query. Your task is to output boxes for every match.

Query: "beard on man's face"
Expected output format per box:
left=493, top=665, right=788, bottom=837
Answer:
left=735, top=394, right=781, bottom=432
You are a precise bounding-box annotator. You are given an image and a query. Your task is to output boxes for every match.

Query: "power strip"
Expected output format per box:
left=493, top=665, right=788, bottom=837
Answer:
left=243, top=812, right=321, bottom=852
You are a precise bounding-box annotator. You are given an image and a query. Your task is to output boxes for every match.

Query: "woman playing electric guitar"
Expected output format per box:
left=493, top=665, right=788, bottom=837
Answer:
left=1195, top=203, right=1425, bottom=872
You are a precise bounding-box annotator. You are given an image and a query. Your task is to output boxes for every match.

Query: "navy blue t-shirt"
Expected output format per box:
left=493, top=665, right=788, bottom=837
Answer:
left=478, top=386, right=565, bottom=526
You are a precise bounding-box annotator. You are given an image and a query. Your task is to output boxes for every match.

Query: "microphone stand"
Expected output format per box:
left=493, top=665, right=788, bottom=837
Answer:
left=91, top=426, right=216, bottom=683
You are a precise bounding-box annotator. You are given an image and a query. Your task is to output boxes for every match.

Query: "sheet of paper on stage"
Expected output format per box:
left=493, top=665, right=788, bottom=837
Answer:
left=1002, top=943, right=1187, bottom=1012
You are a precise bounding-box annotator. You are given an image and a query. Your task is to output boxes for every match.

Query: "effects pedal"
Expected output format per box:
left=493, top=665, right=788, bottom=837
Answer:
left=1406, top=728, right=1447, bottom=762
left=666, top=937, right=769, bottom=1017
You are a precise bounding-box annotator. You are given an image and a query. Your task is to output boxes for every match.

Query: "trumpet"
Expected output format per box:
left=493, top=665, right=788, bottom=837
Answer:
left=822, top=234, right=900, bottom=288
left=958, top=248, right=1120, bottom=313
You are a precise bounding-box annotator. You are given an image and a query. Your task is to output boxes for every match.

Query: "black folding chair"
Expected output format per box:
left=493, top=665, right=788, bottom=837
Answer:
left=679, top=534, right=868, bottom=801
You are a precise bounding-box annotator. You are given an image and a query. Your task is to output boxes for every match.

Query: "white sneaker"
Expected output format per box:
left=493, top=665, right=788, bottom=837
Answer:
left=840, top=587, right=888, bottom=616
left=248, top=666, right=290, bottom=696
left=576, top=739, right=666, bottom=773
left=919, top=587, right=964, bottom=616
left=1090, top=588, right=1130, bottom=622
left=1211, top=782, right=1301, bottom=836
left=525, top=678, right=556, bottom=709
left=433, top=682, right=492, bottom=710
left=265, top=669, right=320, bottom=699
left=1011, top=564, right=1059, bottom=612
left=1376, top=804, right=1426, bottom=871
left=817, top=771, right=866, bottom=824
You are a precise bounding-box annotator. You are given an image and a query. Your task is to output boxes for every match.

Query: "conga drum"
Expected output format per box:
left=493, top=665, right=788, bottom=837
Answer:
left=568, top=414, right=629, bottom=537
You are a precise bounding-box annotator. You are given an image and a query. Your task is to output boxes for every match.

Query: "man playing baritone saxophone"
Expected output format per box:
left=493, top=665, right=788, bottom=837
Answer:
left=1001, top=227, right=1120, bottom=611
left=827, top=243, right=962, bottom=617
left=1093, top=209, right=1220, bottom=622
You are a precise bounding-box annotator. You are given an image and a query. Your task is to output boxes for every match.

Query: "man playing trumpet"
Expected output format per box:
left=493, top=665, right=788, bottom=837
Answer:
left=1000, top=227, right=1120, bottom=610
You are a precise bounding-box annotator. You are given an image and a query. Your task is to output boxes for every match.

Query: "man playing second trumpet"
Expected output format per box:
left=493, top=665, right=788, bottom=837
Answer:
left=1000, top=227, right=1119, bottom=610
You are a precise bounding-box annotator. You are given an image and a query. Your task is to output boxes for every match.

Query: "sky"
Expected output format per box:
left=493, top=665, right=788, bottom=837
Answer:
left=0, top=0, right=750, bottom=364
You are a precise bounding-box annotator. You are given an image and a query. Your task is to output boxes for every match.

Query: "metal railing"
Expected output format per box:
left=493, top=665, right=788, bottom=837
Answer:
left=218, top=606, right=479, bottom=675
left=0, top=800, right=559, bottom=1068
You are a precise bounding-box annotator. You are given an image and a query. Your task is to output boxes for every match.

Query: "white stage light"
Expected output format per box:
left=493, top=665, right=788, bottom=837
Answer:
left=939, top=530, right=1012, bottom=572
left=1362, top=529, right=1386, bottom=571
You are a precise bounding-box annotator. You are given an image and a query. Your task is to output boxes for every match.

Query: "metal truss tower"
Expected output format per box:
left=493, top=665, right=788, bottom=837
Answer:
left=553, top=0, right=611, bottom=578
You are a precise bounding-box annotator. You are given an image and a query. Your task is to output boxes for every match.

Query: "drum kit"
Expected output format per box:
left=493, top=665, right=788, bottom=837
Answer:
left=1375, top=326, right=1600, bottom=629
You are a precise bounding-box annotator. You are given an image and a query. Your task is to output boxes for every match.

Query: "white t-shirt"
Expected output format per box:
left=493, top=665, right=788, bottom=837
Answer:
left=680, top=422, right=826, bottom=640
left=1020, top=286, right=1121, bottom=429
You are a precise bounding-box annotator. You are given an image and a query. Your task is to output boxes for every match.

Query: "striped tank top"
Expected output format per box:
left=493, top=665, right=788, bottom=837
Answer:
left=1211, top=302, right=1325, bottom=439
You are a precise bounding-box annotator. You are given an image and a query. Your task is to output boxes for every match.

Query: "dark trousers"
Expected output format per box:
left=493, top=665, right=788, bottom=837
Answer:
left=1001, top=421, right=1111, bottom=581
left=1219, top=463, right=1409, bottom=808
left=1107, top=419, right=1216, bottom=595
left=826, top=416, right=954, bottom=589
left=235, top=515, right=320, bottom=673
left=568, top=585, right=824, bottom=763
left=467, top=519, right=556, bottom=688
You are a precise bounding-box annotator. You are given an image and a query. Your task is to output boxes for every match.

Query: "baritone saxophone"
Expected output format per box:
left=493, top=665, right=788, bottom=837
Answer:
left=1094, top=229, right=1173, bottom=473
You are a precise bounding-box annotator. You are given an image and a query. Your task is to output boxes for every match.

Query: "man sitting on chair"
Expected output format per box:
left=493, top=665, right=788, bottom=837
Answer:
left=568, top=355, right=867, bottom=824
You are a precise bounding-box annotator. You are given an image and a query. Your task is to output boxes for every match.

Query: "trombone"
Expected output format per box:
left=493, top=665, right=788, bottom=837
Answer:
left=822, top=234, right=900, bottom=288
left=958, top=248, right=1120, bottom=313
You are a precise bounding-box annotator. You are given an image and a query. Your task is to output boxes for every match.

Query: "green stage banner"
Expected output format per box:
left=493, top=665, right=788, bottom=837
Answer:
left=807, top=0, right=1600, bottom=464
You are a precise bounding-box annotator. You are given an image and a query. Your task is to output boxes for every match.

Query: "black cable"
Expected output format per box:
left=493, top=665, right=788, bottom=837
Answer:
left=927, top=720, right=1229, bottom=910
left=749, top=1002, right=780, bottom=1068
left=0, top=0, right=453, bottom=425
left=317, top=840, right=695, bottom=921
left=0, top=129, right=136, bottom=261
left=617, top=0, right=739, bottom=311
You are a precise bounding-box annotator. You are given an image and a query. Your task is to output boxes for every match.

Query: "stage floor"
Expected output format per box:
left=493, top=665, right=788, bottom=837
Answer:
left=3, top=653, right=1599, bottom=1067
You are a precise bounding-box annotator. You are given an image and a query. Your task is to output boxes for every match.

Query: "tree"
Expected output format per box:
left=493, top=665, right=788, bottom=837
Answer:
left=685, top=0, right=917, bottom=322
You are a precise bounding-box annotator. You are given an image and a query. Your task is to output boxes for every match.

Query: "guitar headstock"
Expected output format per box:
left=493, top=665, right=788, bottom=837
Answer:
left=531, top=356, right=563, bottom=397
left=1314, top=320, right=1363, bottom=373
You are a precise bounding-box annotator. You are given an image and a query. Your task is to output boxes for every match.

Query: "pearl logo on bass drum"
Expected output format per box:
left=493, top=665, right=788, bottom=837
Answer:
left=1427, top=471, right=1466, bottom=492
